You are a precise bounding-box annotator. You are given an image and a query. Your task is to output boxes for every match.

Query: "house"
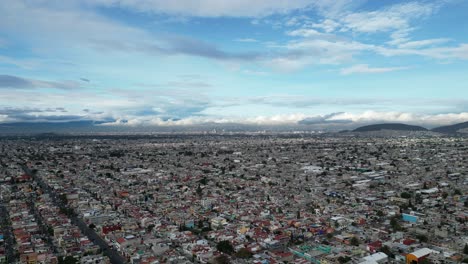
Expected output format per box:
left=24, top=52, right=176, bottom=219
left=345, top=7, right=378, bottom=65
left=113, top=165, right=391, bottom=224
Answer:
left=406, top=248, right=433, bottom=264
left=359, top=252, right=388, bottom=264
left=367, top=241, right=382, bottom=253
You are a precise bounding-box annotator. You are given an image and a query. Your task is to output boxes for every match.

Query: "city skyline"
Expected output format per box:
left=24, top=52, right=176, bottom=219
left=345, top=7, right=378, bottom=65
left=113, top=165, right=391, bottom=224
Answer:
left=1, top=0, right=468, bottom=128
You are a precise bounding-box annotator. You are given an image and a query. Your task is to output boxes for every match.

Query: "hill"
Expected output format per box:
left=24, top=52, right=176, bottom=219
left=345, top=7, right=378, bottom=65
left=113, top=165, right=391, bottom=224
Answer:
left=353, top=123, right=428, bottom=132
left=431, top=121, right=468, bottom=134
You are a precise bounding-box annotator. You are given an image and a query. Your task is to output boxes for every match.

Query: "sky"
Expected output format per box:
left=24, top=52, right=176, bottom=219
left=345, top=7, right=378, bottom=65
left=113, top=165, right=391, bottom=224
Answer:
left=1, top=0, right=468, bottom=129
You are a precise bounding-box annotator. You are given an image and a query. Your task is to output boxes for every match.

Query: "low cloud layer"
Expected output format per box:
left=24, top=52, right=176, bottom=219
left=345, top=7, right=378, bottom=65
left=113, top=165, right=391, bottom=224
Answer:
left=0, top=75, right=80, bottom=90
left=99, top=111, right=468, bottom=129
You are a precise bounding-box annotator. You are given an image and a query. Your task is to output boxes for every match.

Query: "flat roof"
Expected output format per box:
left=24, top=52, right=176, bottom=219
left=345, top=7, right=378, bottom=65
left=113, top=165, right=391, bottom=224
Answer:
left=410, top=248, right=433, bottom=258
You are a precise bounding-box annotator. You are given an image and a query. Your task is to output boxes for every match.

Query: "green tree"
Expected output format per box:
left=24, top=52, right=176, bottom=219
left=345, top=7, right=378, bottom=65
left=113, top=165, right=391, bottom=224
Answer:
left=146, top=224, right=155, bottom=232
left=464, top=244, right=468, bottom=254
left=216, top=240, right=234, bottom=255
left=416, top=234, right=428, bottom=243
left=235, top=248, right=253, bottom=259
left=419, top=258, right=431, bottom=264
left=213, top=254, right=230, bottom=264
left=338, top=256, right=351, bottom=263
left=400, top=192, right=411, bottom=199
left=47, top=226, right=54, bottom=236
left=58, top=256, right=78, bottom=264
left=390, top=217, right=402, bottom=231
left=381, top=245, right=395, bottom=258
left=199, top=177, right=208, bottom=185
left=350, top=237, right=360, bottom=246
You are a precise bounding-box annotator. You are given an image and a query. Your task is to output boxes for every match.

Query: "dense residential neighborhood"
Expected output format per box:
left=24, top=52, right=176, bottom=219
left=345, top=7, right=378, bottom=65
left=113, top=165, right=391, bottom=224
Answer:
left=0, top=134, right=467, bottom=264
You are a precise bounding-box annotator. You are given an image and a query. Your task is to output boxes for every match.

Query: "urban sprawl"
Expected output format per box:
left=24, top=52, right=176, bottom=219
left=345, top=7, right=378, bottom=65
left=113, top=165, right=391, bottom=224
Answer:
left=0, top=134, right=467, bottom=264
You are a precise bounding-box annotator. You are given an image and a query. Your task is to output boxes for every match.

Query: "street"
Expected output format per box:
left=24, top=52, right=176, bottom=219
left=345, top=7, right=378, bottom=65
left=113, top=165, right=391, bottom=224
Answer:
left=21, top=165, right=128, bottom=264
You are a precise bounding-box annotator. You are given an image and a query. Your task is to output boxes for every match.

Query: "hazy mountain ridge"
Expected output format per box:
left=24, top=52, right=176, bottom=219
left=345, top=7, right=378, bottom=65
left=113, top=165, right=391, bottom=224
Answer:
left=431, top=121, right=468, bottom=134
left=1, top=120, right=468, bottom=135
left=353, top=123, right=428, bottom=132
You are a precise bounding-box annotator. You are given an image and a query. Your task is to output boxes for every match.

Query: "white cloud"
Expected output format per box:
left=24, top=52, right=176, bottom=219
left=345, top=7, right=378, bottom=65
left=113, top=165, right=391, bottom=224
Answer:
left=341, top=2, right=436, bottom=34
left=234, top=38, right=258, bottom=43
left=341, top=64, right=409, bottom=75
left=269, top=39, right=375, bottom=70
left=101, top=113, right=311, bottom=126
left=286, top=28, right=324, bottom=38
left=0, top=1, right=150, bottom=49
left=309, top=19, right=340, bottom=33
left=98, top=111, right=468, bottom=128
left=397, top=38, right=451, bottom=49
left=330, top=111, right=468, bottom=127
left=376, top=43, right=468, bottom=60
left=0, top=1, right=261, bottom=62
left=309, top=0, right=360, bottom=18
left=81, top=0, right=316, bottom=17
left=267, top=56, right=311, bottom=72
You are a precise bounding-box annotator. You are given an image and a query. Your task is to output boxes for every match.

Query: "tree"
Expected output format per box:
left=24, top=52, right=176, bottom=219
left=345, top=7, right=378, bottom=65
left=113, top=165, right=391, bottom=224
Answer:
left=464, top=244, right=468, bottom=255
left=216, top=240, right=234, bottom=255
left=390, top=216, right=402, bottom=231
left=213, top=254, right=230, bottom=264
left=401, top=192, right=411, bottom=199
left=416, top=234, right=428, bottom=243
left=58, top=256, right=78, bottom=264
left=381, top=245, right=395, bottom=259
left=454, top=189, right=462, bottom=195
left=338, top=256, right=351, bottom=263
left=419, top=258, right=431, bottom=264
left=235, top=248, right=253, bottom=259
left=199, top=177, right=208, bottom=185
left=350, top=237, right=360, bottom=246
left=146, top=224, right=155, bottom=232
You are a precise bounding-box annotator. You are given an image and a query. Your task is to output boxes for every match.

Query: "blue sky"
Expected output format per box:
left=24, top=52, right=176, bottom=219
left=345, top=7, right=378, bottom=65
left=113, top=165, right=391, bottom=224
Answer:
left=0, top=0, right=468, bottom=128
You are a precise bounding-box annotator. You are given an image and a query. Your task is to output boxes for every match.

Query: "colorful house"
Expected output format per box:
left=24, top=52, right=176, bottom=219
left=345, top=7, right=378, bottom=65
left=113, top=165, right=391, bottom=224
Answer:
left=406, top=248, right=432, bottom=264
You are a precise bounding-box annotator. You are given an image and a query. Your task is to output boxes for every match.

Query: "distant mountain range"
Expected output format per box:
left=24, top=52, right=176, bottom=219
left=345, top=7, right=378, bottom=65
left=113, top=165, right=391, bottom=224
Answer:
left=0, top=120, right=467, bottom=135
left=431, top=121, right=468, bottom=134
left=353, top=123, right=427, bottom=132
left=353, top=122, right=468, bottom=134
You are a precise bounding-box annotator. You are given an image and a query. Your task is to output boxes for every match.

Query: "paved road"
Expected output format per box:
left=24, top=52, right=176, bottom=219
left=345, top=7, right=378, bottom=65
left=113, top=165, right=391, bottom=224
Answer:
left=21, top=165, right=127, bottom=264
left=0, top=202, right=16, bottom=263
left=27, top=197, right=59, bottom=254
